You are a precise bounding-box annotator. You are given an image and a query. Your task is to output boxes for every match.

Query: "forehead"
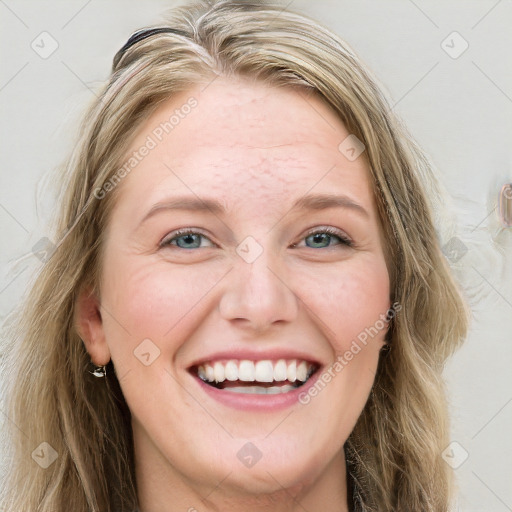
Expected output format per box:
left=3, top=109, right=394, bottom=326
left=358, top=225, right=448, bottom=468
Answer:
left=115, top=77, right=375, bottom=215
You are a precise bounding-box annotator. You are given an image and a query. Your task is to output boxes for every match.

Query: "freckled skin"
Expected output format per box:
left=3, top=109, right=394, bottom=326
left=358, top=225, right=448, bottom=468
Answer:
left=80, top=77, right=390, bottom=512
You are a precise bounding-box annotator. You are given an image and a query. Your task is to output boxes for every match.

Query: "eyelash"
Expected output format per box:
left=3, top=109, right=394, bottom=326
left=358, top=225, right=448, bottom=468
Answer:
left=299, top=226, right=353, bottom=248
left=159, top=226, right=353, bottom=249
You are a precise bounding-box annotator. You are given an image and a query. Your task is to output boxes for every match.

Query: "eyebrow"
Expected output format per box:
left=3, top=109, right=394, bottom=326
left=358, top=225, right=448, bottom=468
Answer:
left=140, top=193, right=369, bottom=225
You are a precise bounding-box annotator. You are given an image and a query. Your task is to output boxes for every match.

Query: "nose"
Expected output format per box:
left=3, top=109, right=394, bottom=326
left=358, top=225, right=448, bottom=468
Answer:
left=218, top=246, right=299, bottom=333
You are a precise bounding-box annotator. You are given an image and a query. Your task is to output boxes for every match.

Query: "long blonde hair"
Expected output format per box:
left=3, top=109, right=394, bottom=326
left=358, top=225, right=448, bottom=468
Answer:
left=0, top=1, right=469, bottom=510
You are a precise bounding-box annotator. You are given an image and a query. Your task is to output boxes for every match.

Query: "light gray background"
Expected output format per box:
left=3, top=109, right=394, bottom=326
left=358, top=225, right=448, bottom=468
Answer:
left=1, top=1, right=511, bottom=511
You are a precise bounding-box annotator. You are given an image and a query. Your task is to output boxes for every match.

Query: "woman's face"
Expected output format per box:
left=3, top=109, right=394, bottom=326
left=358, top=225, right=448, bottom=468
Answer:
left=80, top=77, right=390, bottom=506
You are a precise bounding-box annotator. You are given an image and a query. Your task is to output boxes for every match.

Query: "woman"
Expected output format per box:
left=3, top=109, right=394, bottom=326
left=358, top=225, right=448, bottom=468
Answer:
left=0, top=1, right=469, bottom=511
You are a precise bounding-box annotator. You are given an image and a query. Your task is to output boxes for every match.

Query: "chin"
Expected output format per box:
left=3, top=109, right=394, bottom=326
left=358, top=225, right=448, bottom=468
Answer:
left=220, top=464, right=310, bottom=499
left=206, top=447, right=323, bottom=496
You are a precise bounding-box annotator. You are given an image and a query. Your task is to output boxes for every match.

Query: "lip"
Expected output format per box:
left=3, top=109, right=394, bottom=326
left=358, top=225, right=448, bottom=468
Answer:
left=188, top=363, right=323, bottom=412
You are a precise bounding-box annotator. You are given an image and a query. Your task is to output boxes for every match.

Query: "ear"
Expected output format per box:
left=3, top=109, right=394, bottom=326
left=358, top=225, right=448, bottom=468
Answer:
left=75, top=287, right=111, bottom=366
left=383, top=298, right=399, bottom=346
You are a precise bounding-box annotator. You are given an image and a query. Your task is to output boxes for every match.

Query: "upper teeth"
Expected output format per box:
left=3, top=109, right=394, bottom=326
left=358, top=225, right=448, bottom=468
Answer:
left=196, top=359, right=315, bottom=383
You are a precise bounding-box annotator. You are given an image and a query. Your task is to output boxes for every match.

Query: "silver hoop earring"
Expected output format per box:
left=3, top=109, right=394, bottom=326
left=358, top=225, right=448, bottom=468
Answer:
left=89, top=363, right=107, bottom=378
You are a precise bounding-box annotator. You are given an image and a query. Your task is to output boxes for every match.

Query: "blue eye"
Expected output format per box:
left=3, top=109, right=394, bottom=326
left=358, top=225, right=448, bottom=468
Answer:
left=160, top=229, right=214, bottom=249
left=160, top=227, right=353, bottom=250
left=301, top=227, right=353, bottom=249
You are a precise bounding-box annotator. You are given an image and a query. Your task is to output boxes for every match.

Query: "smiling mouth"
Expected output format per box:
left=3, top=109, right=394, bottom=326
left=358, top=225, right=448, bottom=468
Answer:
left=190, top=359, right=319, bottom=395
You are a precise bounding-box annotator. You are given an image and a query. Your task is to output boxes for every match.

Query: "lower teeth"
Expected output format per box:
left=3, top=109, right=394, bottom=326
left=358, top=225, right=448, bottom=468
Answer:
left=219, top=384, right=298, bottom=394
left=194, top=367, right=317, bottom=395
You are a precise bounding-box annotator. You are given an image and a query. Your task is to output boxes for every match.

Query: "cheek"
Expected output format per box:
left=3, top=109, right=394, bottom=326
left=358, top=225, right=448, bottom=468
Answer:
left=121, top=268, right=203, bottom=333
left=295, top=256, right=390, bottom=353
left=100, top=256, right=224, bottom=350
left=296, top=258, right=390, bottom=440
